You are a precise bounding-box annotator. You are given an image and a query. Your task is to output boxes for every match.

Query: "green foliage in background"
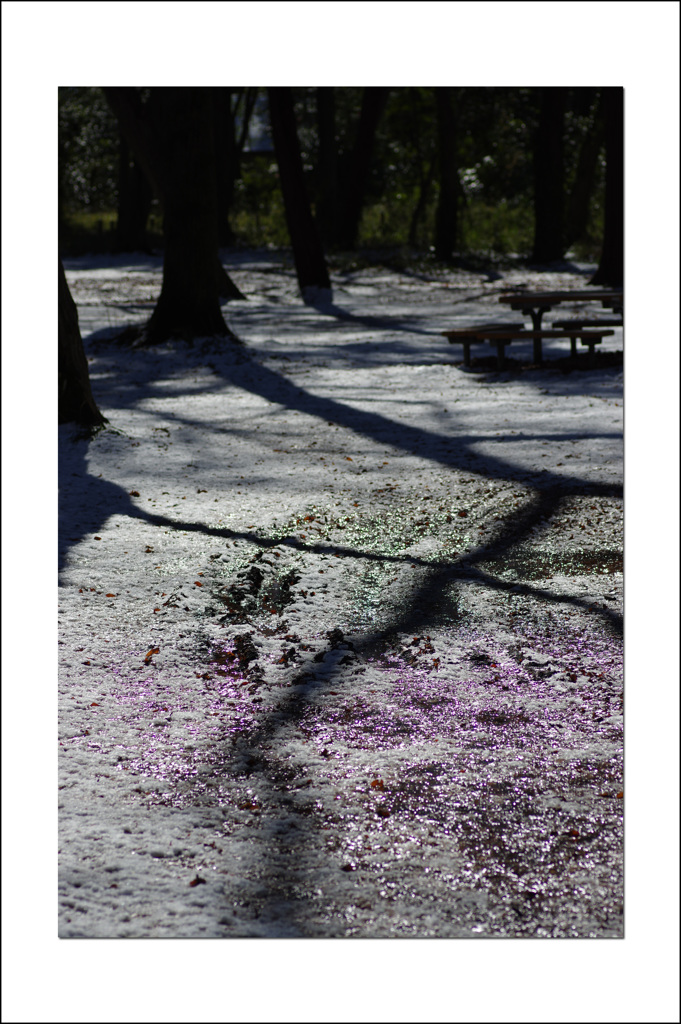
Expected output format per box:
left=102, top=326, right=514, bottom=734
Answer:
left=58, top=86, right=605, bottom=262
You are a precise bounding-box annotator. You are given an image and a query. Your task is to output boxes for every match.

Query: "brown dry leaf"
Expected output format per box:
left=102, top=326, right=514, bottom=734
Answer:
left=129, top=490, right=140, bottom=497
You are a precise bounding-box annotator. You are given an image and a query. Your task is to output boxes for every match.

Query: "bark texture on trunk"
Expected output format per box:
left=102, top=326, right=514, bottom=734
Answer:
left=434, top=87, right=461, bottom=261
left=268, top=87, right=331, bottom=303
left=316, top=87, right=340, bottom=246
left=565, top=95, right=605, bottom=249
left=531, top=87, right=567, bottom=263
left=335, top=87, right=389, bottom=250
left=114, top=133, right=153, bottom=253
left=59, top=261, right=106, bottom=426
left=590, top=88, right=623, bottom=287
left=104, top=87, right=242, bottom=341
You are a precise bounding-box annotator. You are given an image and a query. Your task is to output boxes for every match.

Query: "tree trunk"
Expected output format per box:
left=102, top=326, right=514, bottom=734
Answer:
left=59, top=261, right=106, bottom=426
left=590, top=88, right=623, bottom=287
left=268, top=87, right=331, bottom=303
left=531, top=87, right=567, bottom=263
left=145, top=89, right=232, bottom=342
left=316, top=87, right=340, bottom=247
left=213, top=88, right=237, bottom=247
left=104, top=87, right=242, bottom=341
left=336, top=87, right=389, bottom=250
left=564, top=93, right=605, bottom=249
left=114, top=132, right=153, bottom=253
left=434, top=88, right=461, bottom=261
left=409, top=159, right=435, bottom=248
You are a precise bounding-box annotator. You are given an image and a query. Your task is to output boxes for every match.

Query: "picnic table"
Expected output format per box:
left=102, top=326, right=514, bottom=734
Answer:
left=496, top=288, right=623, bottom=362
left=499, top=288, right=624, bottom=330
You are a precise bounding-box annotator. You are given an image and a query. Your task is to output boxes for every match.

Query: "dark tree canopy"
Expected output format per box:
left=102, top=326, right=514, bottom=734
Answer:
left=61, top=87, right=612, bottom=270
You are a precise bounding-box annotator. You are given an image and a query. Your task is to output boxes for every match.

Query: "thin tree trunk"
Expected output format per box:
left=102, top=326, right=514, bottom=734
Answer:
left=336, top=87, right=389, bottom=250
left=590, top=88, right=623, bottom=287
left=59, top=261, right=106, bottom=426
left=565, top=93, right=605, bottom=249
left=213, top=88, right=237, bottom=247
left=114, top=132, right=153, bottom=253
left=434, top=87, right=461, bottom=261
left=268, top=87, right=331, bottom=303
left=531, top=87, right=567, bottom=263
left=316, top=87, right=339, bottom=247
left=409, top=160, right=435, bottom=248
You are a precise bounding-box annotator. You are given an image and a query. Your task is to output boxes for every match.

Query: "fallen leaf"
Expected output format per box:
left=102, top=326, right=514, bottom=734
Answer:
left=189, top=876, right=206, bottom=887
left=457, top=510, right=468, bottom=518
left=616, top=791, right=624, bottom=799
left=194, top=581, right=203, bottom=587
left=345, top=456, right=353, bottom=461
left=371, top=779, right=384, bottom=790
left=105, top=593, right=116, bottom=598
left=90, top=702, right=99, bottom=707
left=94, top=536, right=102, bottom=540
left=129, top=490, right=140, bottom=497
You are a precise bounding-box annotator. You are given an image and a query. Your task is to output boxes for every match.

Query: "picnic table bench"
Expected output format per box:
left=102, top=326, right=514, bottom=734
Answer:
left=498, top=289, right=624, bottom=330
left=442, top=325, right=615, bottom=369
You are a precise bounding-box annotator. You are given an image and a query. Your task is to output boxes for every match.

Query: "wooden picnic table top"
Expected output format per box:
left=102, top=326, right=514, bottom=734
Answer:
left=499, top=289, right=623, bottom=306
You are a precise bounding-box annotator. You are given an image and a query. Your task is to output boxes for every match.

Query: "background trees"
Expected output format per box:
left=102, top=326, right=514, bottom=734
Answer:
left=60, top=86, right=618, bottom=269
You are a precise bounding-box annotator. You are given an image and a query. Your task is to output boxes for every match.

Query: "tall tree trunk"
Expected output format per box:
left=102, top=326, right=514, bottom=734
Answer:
left=336, top=87, right=389, bottom=250
left=59, top=261, right=106, bottom=426
left=316, top=87, right=339, bottom=247
left=268, top=87, right=331, bottom=303
left=531, top=87, right=567, bottom=263
left=114, top=133, right=153, bottom=253
left=104, top=87, right=243, bottom=342
left=145, top=89, right=232, bottom=342
left=409, top=159, right=435, bottom=248
left=590, top=88, right=623, bottom=287
left=565, top=93, right=605, bottom=249
left=213, top=88, right=237, bottom=247
left=434, top=87, right=461, bottom=261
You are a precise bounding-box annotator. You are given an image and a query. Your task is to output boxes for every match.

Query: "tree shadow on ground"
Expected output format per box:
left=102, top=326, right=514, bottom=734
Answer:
left=60, top=331, right=622, bottom=935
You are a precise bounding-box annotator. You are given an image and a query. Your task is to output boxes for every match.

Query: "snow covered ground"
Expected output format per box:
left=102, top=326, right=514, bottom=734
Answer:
left=58, top=250, right=625, bottom=939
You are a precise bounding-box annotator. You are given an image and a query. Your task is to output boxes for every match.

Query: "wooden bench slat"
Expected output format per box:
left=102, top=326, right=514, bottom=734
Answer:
left=552, top=318, right=623, bottom=329
left=442, top=325, right=614, bottom=369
